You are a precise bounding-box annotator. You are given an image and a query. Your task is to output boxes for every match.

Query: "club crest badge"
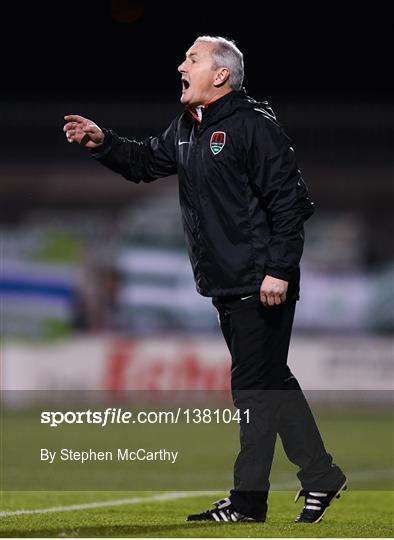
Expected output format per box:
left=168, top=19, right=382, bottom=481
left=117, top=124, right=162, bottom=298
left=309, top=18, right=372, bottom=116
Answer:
left=210, top=131, right=226, bottom=155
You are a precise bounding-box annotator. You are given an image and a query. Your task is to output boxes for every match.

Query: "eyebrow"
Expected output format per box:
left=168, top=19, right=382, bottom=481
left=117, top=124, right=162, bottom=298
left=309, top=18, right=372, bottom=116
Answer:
left=186, top=52, right=198, bottom=58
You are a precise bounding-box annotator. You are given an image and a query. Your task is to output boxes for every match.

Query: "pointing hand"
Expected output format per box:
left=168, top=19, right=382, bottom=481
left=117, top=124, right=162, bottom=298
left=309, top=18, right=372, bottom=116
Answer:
left=63, top=115, right=105, bottom=149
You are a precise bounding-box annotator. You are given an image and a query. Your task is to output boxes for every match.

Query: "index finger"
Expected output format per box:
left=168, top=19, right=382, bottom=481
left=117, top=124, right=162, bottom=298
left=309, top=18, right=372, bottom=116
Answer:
left=64, top=115, right=85, bottom=123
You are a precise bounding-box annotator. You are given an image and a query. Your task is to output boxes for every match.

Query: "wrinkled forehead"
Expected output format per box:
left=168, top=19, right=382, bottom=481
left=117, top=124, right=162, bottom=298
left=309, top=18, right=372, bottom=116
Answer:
left=185, top=41, right=214, bottom=60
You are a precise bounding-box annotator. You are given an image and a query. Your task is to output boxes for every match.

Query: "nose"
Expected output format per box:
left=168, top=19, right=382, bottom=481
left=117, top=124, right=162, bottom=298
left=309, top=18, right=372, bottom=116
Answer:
left=178, top=61, right=186, bottom=74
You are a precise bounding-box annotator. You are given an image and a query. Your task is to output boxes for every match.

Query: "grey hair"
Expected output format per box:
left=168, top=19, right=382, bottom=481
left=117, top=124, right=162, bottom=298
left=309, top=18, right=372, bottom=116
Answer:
left=194, top=35, right=244, bottom=91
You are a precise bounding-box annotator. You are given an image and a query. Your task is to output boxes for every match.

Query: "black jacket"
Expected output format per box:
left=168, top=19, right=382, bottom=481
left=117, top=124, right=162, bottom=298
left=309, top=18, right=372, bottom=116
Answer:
left=91, top=89, right=314, bottom=299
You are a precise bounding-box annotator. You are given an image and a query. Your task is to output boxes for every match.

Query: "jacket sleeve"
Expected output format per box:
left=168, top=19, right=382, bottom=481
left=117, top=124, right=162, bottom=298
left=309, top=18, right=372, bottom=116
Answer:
left=246, top=114, right=315, bottom=282
left=89, top=117, right=178, bottom=182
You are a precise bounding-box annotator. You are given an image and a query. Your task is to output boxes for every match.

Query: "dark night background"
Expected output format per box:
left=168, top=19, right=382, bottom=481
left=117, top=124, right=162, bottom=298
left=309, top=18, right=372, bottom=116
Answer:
left=1, top=1, right=390, bottom=100
left=1, top=0, right=393, bottom=337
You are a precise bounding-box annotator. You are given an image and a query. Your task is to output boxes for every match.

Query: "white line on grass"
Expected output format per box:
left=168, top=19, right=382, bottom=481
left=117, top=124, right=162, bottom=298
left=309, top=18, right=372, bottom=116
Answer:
left=1, top=469, right=393, bottom=518
left=0, top=491, right=221, bottom=518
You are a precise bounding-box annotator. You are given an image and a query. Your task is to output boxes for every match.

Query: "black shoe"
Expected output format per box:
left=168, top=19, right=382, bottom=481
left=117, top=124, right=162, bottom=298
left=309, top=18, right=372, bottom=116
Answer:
left=187, top=497, right=264, bottom=522
left=294, top=479, right=347, bottom=523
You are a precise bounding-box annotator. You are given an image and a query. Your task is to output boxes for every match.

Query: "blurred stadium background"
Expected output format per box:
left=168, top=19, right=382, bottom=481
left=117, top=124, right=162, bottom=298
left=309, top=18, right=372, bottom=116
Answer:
left=1, top=3, right=393, bottom=537
left=1, top=2, right=392, bottom=393
left=1, top=0, right=393, bottom=484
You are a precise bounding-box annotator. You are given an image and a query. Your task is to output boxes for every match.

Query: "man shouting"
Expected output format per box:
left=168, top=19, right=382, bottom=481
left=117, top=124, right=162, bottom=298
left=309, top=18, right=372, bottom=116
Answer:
left=63, top=35, right=346, bottom=524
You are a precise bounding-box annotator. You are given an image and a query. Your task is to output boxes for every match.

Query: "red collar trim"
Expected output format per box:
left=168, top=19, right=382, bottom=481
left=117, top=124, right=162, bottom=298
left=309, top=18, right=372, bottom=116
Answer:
left=187, top=92, right=230, bottom=122
left=187, top=95, right=222, bottom=123
left=187, top=107, right=202, bottom=123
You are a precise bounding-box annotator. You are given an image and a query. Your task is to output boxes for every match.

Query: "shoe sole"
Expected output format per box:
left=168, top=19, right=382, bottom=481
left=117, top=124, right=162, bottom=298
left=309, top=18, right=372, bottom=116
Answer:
left=312, top=479, right=348, bottom=524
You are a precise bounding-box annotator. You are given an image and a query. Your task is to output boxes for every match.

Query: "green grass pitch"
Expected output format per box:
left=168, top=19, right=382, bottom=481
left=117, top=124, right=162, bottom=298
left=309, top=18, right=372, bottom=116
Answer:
left=1, top=490, right=393, bottom=537
left=1, top=408, right=393, bottom=537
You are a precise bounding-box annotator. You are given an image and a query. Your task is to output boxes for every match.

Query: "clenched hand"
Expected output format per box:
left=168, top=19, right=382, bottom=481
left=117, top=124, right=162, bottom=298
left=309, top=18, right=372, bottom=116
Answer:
left=260, top=275, right=288, bottom=307
left=63, top=115, right=104, bottom=149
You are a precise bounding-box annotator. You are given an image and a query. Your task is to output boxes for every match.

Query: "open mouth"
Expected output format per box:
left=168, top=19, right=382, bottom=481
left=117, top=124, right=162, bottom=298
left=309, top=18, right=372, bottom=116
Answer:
left=181, top=78, right=190, bottom=91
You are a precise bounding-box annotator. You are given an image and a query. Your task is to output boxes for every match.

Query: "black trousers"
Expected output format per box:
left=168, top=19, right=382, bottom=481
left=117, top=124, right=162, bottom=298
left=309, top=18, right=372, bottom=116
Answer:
left=212, top=293, right=345, bottom=520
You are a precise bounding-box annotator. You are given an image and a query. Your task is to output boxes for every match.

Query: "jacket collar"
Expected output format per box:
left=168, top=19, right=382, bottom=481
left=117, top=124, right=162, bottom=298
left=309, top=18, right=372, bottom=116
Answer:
left=185, top=88, right=276, bottom=133
left=186, top=90, right=238, bottom=124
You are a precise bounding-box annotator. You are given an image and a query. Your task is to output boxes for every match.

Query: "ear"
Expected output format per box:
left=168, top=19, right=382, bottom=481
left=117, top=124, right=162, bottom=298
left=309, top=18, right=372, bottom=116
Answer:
left=213, top=67, right=230, bottom=87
